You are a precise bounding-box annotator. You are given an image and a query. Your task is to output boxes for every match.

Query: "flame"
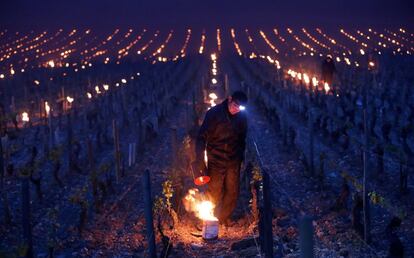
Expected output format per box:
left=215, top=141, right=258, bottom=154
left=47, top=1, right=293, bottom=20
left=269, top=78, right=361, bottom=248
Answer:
left=45, top=101, right=50, bottom=115
left=208, top=93, right=217, bottom=107
left=183, top=188, right=218, bottom=221
left=48, top=60, right=55, bottom=68
left=312, top=77, right=318, bottom=87
left=66, top=96, right=74, bottom=103
left=208, top=93, right=218, bottom=100
left=197, top=201, right=217, bottom=221
left=275, top=60, right=281, bottom=69
left=303, top=73, right=310, bottom=84
left=211, top=53, right=217, bottom=61
left=324, top=82, right=330, bottom=93
left=21, top=112, right=29, bottom=122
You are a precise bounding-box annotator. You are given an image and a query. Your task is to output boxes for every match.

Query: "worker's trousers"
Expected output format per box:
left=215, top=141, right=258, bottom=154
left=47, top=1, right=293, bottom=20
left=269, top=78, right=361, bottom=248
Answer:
left=206, top=162, right=241, bottom=223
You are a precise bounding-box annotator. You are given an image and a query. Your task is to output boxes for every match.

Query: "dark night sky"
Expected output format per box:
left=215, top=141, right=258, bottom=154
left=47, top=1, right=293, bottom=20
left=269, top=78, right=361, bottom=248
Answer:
left=1, top=0, right=413, bottom=29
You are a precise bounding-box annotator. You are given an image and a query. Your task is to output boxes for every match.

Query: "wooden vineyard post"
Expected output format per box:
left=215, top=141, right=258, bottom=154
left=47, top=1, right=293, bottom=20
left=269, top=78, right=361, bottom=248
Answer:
left=120, top=87, right=128, bottom=129
left=258, top=171, right=273, bottom=257
left=87, top=138, right=99, bottom=210
left=128, top=143, right=132, bottom=167
left=133, top=143, right=136, bottom=165
left=11, top=96, right=15, bottom=113
left=276, top=67, right=281, bottom=82
left=128, top=143, right=136, bottom=167
left=240, top=81, right=245, bottom=93
left=299, top=216, right=314, bottom=258
left=67, top=113, right=73, bottom=174
left=399, top=153, right=408, bottom=193
left=143, top=169, right=156, bottom=258
left=112, top=120, right=121, bottom=183
left=362, top=70, right=371, bottom=243
left=309, top=109, right=314, bottom=176
left=224, top=73, right=229, bottom=96
left=0, top=138, right=4, bottom=186
left=138, top=113, right=145, bottom=151
left=60, top=87, right=65, bottom=112
left=308, top=107, right=315, bottom=176
left=0, top=140, right=12, bottom=225
left=21, top=176, right=34, bottom=258
left=48, top=108, right=54, bottom=147
left=39, top=98, right=44, bottom=122
left=362, top=102, right=371, bottom=243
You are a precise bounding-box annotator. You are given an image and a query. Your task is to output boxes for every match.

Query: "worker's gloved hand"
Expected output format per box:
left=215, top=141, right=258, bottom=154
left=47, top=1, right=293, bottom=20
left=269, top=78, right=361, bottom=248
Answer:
left=191, top=160, right=210, bottom=186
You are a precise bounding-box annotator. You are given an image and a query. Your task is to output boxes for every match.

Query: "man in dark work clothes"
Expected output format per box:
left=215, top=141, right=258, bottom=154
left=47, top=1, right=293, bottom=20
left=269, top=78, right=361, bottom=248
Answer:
left=195, top=91, right=248, bottom=226
left=321, top=55, right=336, bottom=86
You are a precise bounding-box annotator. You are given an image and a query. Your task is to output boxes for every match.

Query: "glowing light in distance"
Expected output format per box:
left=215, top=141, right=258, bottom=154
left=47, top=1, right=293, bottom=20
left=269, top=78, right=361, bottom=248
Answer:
left=66, top=96, right=74, bottom=103
left=209, top=93, right=218, bottom=99
left=21, top=112, right=30, bottom=122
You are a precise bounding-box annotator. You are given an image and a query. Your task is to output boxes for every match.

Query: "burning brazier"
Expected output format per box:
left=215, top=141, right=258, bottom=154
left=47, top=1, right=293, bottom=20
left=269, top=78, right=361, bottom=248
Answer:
left=184, top=188, right=219, bottom=240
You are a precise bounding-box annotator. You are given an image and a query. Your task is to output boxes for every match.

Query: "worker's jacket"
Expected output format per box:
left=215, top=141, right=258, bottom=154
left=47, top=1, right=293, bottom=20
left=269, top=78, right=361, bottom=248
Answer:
left=196, top=99, right=247, bottom=169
